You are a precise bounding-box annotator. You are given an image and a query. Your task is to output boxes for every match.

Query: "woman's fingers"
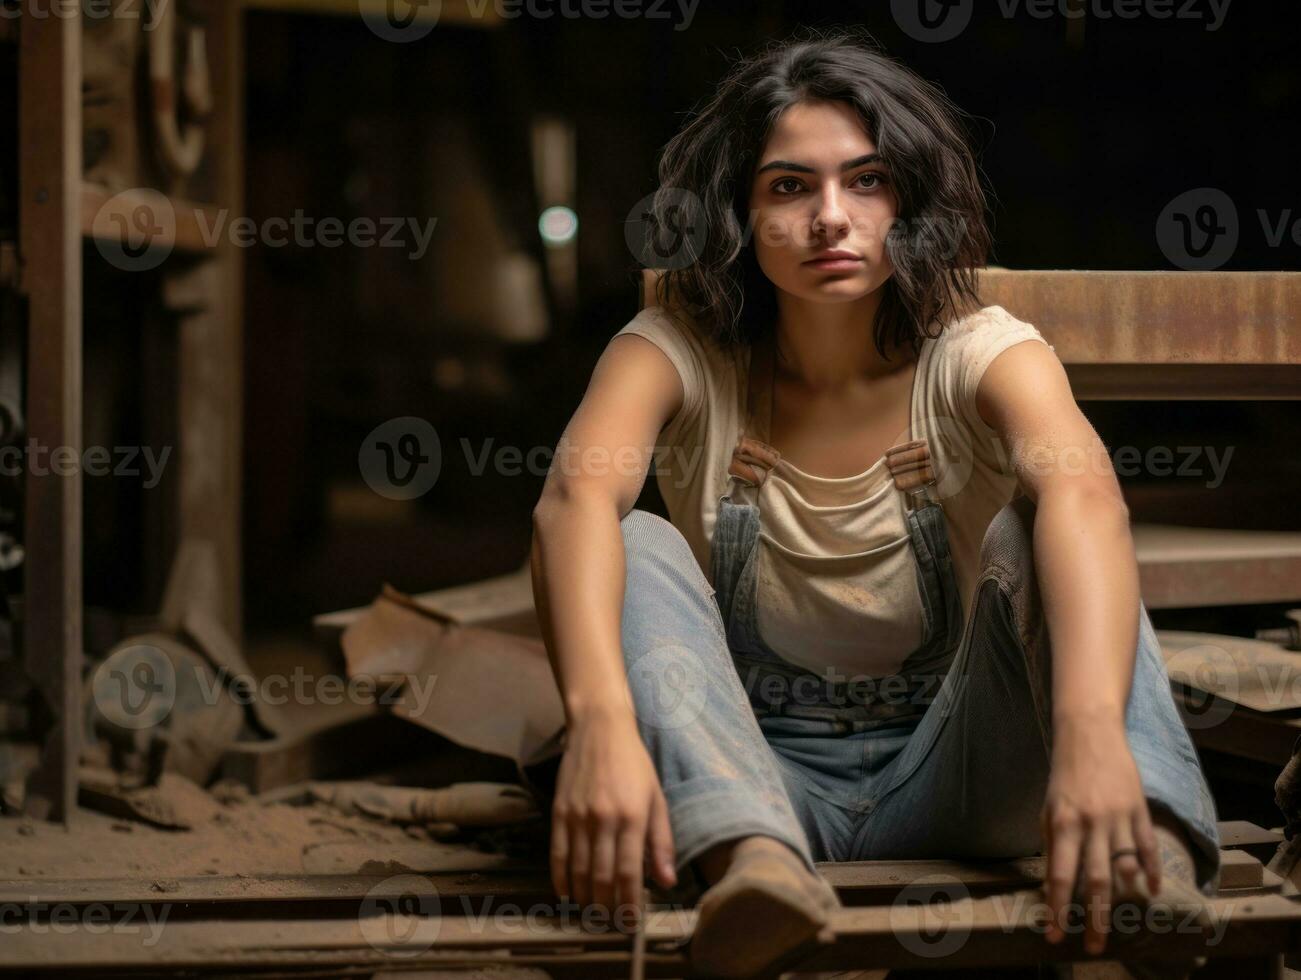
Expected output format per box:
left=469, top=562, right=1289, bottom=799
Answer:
left=1082, top=823, right=1113, bottom=955
left=647, top=788, right=677, bottom=889
left=1043, top=805, right=1082, bottom=943
left=570, top=820, right=593, bottom=908
left=1134, top=805, right=1162, bottom=898
left=1110, top=817, right=1143, bottom=903
left=617, top=818, right=648, bottom=928
left=590, top=809, right=618, bottom=913
left=551, top=812, right=571, bottom=902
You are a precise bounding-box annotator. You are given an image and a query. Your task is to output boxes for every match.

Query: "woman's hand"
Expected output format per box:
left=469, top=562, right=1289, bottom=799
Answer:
left=550, top=706, right=678, bottom=928
left=1041, top=714, right=1160, bottom=956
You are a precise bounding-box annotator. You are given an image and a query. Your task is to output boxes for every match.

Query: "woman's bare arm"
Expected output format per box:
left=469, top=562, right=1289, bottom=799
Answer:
left=531, top=332, right=683, bottom=726
left=976, top=337, right=1154, bottom=956
left=530, top=331, right=686, bottom=923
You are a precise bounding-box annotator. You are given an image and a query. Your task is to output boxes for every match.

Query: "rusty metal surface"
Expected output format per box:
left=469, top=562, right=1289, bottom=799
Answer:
left=977, top=269, right=1301, bottom=366
left=642, top=266, right=1301, bottom=364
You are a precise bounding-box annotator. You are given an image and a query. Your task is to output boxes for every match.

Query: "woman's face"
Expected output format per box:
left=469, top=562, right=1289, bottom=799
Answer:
left=747, top=99, right=898, bottom=305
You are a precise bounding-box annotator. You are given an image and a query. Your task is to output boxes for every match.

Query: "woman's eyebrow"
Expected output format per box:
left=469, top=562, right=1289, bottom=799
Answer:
left=755, top=152, right=883, bottom=175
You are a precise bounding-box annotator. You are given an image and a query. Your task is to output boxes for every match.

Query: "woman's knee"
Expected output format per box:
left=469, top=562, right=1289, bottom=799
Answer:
left=619, top=508, right=722, bottom=645
left=978, top=494, right=1037, bottom=583
left=620, top=508, right=704, bottom=587
left=976, top=495, right=1046, bottom=655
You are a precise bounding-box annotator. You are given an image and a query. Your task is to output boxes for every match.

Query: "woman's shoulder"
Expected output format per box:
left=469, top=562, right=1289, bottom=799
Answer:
left=930, top=303, right=1054, bottom=360
left=615, top=304, right=740, bottom=373
left=618, top=303, right=715, bottom=342
left=937, top=303, right=1041, bottom=340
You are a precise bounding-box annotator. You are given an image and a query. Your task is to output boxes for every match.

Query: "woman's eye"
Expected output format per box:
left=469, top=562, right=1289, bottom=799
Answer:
left=771, top=173, right=885, bottom=195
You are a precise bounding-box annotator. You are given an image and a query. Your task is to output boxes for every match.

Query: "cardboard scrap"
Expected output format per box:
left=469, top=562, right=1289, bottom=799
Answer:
left=339, top=585, right=564, bottom=771
left=316, top=560, right=539, bottom=640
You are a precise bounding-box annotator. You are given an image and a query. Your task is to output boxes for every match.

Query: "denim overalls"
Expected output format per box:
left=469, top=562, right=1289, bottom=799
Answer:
left=709, top=330, right=964, bottom=735
left=613, top=330, right=1222, bottom=885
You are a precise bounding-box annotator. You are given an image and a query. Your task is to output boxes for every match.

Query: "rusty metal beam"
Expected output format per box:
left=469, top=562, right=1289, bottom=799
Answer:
left=976, top=268, right=1301, bottom=366
left=639, top=268, right=1301, bottom=397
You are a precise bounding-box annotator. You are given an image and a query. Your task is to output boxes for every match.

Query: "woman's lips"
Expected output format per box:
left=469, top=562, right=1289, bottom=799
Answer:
left=804, top=256, right=864, bottom=271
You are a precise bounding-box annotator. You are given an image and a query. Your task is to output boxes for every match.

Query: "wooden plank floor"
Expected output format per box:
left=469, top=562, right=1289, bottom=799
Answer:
left=0, top=890, right=1294, bottom=977
left=0, top=824, right=1292, bottom=977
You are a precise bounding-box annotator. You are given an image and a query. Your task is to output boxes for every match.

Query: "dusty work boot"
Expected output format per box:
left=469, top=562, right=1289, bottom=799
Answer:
left=689, top=839, right=841, bottom=978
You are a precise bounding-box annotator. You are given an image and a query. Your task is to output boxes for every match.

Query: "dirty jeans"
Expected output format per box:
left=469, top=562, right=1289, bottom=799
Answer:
left=616, top=500, right=1223, bottom=896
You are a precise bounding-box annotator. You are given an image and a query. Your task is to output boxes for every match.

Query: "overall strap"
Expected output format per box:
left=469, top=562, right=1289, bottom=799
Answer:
left=727, top=332, right=781, bottom=488
left=729, top=329, right=942, bottom=504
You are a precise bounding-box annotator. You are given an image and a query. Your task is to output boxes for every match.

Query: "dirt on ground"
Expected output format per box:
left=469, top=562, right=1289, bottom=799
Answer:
left=0, top=778, right=523, bottom=880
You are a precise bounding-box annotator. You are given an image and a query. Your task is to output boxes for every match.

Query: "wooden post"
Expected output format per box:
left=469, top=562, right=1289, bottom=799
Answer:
left=18, top=4, right=83, bottom=822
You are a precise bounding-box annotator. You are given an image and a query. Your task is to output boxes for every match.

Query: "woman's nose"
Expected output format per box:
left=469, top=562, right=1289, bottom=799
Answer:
left=811, top=185, right=851, bottom=240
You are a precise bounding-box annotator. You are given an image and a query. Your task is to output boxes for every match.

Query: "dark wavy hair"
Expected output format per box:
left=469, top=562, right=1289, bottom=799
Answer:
left=640, top=27, right=993, bottom=361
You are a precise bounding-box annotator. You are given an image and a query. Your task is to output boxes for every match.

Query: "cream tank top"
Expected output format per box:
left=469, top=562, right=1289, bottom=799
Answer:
left=729, top=335, right=928, bottom=680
